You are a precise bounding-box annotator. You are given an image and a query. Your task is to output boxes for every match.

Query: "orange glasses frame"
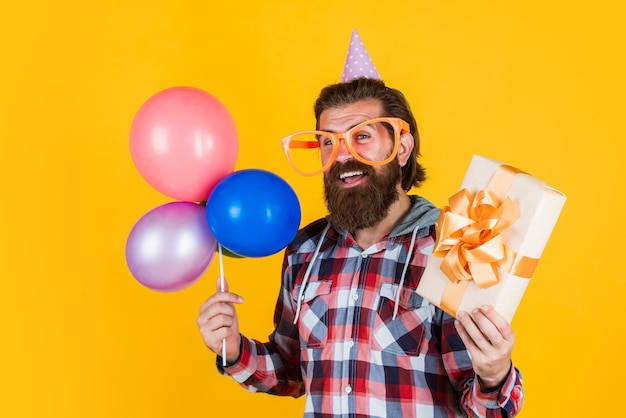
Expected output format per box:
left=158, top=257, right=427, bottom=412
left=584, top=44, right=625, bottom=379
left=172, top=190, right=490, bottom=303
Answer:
left=280, top=117, right=410, bottom=176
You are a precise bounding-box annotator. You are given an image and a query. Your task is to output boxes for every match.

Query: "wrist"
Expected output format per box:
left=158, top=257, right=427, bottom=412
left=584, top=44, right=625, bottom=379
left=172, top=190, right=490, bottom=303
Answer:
left=224, top=334, right=243, bottom=366
left=477, top=363, right=512, bottom=392
left=477, top=375, right=503, bottom=393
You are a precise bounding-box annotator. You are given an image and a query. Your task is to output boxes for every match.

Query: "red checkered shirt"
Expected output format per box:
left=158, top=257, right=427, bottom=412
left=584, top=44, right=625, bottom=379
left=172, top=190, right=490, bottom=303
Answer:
left=220, top=196, right=524, bottom=417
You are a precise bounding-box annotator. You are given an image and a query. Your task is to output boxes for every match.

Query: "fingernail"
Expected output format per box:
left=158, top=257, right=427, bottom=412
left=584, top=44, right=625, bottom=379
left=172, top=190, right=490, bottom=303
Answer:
left=457, top=311, right=466, bottom=319
left=481, top=305, right=490, bottom=312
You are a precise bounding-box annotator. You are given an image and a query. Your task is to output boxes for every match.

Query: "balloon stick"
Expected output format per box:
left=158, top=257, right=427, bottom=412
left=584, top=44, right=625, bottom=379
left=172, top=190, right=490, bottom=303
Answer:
left=218, top=243, right=226, bottom=367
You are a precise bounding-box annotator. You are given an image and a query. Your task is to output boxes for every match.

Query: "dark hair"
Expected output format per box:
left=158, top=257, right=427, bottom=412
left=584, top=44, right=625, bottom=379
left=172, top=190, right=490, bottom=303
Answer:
left=313, top=77, right=426, bottom=191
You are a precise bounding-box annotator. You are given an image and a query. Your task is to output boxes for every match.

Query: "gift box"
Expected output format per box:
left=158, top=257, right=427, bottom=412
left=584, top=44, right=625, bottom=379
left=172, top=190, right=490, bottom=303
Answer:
left=416, top=155, right=566, bottom=322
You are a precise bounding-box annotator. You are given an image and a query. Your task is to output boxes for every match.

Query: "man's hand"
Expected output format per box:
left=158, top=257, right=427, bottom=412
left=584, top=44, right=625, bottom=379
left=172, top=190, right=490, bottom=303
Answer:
left=197, top=278, right=244, bottom=365
left=454, top=305, right=515, bottom=391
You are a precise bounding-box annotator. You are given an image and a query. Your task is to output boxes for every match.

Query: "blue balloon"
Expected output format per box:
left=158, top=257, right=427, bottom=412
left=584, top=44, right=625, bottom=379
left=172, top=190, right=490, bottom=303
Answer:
left=206, top=169, right=301, bottom=257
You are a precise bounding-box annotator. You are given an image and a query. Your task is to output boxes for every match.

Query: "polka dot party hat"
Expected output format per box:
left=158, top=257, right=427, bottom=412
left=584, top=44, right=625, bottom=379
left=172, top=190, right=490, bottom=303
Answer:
left=340, top=29, right=381, bottom=82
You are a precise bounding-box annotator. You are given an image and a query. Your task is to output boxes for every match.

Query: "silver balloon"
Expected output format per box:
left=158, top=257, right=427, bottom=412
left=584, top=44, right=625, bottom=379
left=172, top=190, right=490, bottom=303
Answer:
left=126, top=202, right=217, bottom=291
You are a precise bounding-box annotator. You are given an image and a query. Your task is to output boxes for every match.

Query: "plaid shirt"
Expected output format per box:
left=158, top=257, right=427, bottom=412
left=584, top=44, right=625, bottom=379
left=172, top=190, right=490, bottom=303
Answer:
left=220, top=196, right=523, bottom=417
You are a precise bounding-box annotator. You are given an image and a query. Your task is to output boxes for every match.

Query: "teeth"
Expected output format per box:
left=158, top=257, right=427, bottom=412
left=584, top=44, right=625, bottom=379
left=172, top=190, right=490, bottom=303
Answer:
left=339, top=171, right=364, bottom=180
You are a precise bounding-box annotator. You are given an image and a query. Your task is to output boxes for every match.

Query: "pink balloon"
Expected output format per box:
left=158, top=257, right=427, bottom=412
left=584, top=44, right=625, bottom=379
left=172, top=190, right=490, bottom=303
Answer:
left=125, top=202, right=217, bottom=292
left=130, top=87, right=239, bottom=202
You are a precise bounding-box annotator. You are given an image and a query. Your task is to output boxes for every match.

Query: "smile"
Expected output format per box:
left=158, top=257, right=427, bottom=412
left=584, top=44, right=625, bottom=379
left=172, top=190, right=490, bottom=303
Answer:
left=339, top=170, right=367, bottom=183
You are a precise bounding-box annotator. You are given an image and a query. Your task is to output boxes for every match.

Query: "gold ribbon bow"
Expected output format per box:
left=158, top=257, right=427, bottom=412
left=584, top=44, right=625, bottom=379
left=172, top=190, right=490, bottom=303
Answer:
left=433, top=188, right=519, bottom=287
left=432, top=164, right=539, bottom=316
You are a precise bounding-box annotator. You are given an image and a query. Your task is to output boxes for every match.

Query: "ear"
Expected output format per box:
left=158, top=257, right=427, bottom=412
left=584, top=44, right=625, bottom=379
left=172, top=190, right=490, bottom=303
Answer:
left=397, top=132, right=415, bottom=167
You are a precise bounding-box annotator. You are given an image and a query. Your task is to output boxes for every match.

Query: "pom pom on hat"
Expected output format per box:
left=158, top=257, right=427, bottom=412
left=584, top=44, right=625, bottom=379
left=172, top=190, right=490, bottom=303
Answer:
left=340, top=29, right=381, bottom=82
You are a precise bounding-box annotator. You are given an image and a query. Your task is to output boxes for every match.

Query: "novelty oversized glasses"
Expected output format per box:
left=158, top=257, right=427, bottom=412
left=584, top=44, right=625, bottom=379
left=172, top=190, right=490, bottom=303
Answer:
left=281, top=117, right=410, bottom=176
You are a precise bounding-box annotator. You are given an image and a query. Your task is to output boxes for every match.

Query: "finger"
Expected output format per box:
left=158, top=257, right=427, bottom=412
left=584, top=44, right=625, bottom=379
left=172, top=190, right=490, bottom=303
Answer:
left=196, top=298, right=237, bottom=330
left=478, top=305, right=515, bottom=342
left=469, top=306, right=515, bottom=349
left=200, top=323, right=237, bottom=352
left=199, top=306, right=239, bottom=345
left=469, top=308, right=505, bottom=347
left=200, top=309, right=236, bottom=332
left=198, top=291, right=244, bottom=316
left=456, top=310, right=493, bottom=352
left=198, top=294, right=236, bottom=321
left=454, top=317, right=479, bottom=353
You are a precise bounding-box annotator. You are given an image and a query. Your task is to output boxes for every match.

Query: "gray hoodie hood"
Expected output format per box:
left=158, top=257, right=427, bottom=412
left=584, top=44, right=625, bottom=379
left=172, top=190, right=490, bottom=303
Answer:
left=389, top=195, right=441, bottom=238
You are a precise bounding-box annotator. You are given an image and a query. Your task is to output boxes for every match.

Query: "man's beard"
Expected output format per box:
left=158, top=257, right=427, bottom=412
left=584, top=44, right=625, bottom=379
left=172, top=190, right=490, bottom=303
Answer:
left=324, top=159, right=401, bottom=232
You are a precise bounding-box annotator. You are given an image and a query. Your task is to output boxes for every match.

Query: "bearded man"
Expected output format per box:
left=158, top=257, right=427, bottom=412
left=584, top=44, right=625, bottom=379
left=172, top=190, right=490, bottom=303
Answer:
left=197, top=78, right=524, bottom=417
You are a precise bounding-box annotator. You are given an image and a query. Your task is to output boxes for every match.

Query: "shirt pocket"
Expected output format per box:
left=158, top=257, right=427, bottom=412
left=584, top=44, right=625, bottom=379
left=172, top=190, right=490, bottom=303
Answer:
left=371, top=282, right=431, bottom=356
left=293, top=280, right=332, bottom=349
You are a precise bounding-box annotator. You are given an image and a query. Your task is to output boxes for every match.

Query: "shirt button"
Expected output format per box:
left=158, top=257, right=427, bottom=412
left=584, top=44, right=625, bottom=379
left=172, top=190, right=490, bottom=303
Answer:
left=345, top=385, right=352, bottom=394
left=348, top=340, right=354, bottom=347
left=352, top=293, right=359, bottom=301
left=361, top=253, right=367, bottom=258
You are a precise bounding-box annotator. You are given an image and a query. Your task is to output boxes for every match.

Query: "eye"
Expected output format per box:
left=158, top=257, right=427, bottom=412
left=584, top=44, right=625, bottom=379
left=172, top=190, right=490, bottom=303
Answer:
left=317, top=134, right=333, bottom=147
left=352, top=130, right=373, bottom=143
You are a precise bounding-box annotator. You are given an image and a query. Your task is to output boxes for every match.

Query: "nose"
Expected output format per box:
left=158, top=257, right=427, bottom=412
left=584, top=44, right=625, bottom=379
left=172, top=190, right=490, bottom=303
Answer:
left=334, top=136, right=352, bottom=163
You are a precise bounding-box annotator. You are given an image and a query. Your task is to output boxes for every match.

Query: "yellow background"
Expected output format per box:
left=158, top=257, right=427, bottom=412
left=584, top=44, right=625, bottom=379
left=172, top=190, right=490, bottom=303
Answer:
left=1, top=1, right=623, bottom=416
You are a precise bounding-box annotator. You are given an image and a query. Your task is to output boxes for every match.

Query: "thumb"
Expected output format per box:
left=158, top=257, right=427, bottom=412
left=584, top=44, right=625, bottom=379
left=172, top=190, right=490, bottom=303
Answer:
left=215, top=276, right=229, bottom=293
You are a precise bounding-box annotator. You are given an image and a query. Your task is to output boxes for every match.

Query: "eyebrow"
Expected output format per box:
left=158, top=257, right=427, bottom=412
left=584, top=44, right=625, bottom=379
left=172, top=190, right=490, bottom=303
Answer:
left=319, top=118, right=379, bottom=133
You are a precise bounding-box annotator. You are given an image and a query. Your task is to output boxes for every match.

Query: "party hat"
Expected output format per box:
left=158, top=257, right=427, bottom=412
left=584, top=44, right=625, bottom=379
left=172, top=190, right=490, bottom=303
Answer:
left=340, top=29, right=381, bottom=82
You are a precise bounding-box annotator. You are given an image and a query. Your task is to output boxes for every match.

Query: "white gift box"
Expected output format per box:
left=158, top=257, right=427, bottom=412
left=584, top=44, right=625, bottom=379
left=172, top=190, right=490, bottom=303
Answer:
left=416, top=155, right=566, bottom=322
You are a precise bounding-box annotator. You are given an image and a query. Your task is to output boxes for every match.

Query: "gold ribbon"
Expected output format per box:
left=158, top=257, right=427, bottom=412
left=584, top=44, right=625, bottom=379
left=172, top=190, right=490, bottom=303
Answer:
left=432, top=165, right=539, bottom=316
